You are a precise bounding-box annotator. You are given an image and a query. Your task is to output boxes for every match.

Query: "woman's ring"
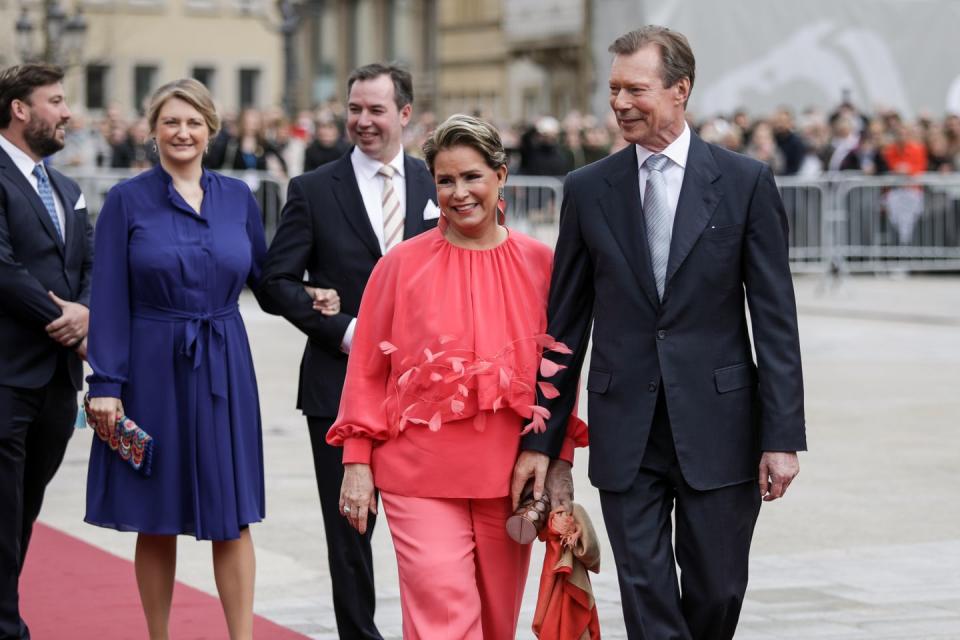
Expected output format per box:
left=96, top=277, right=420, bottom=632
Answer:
left=343, top=506, right=351, bottom=514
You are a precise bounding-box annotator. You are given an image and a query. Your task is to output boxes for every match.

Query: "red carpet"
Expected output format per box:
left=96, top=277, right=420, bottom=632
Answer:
left=20, top=523, right=309, bottom=639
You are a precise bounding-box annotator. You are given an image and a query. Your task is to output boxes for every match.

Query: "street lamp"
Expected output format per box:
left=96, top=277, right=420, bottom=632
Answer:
left=15, top=8, right=35, bottom=63
left=278, top=0, right=299, bottom=118
left=14, top=0, right=87, bottom=66
left=246, top=0, right=301, bottom=116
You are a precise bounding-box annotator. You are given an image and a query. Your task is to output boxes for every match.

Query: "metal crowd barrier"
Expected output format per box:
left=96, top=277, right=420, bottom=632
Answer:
left=63, top=168, right=960, bottom=274
left=504, top=176, right=565, bottom=246
left=62, top=169, right=288, bottom=243
left=776, top=173, right=960, bottom=274
left=63, top=169, right=563, bottom=247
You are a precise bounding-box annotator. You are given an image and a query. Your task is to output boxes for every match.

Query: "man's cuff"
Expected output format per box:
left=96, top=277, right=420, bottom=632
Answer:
left=340, top=318, right=357, bottom=354
left=342, top=437, right=373, bottom=464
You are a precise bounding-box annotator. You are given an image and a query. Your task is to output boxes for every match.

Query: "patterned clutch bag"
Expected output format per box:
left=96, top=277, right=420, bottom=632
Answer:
left=83, top=395, right=155, bottom=476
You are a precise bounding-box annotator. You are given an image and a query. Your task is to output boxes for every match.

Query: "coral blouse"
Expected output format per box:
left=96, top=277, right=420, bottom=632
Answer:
left=327, top=227, right=584, bottom=498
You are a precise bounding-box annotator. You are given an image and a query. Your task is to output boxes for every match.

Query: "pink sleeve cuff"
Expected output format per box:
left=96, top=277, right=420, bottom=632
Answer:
left=342, top=437, right=373, bottom=465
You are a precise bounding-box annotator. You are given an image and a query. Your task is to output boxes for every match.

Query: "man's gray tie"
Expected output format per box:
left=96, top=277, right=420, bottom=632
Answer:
left=643, top=154, right=670, bottom=300
left=33, top=163, right=63, bottom=242
left=378, top=164, right=403, bottom=252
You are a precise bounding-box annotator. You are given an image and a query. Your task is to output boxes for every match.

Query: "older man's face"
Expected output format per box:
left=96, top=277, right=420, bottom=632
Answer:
left=608, top=45, right=688, bottom=152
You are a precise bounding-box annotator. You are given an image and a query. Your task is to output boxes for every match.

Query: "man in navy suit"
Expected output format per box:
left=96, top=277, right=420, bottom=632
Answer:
left=0, top=63, right=93, bottom=640
left=515, top=27, right=806, bottom=640
left=258, top=63, right=437, bottom=640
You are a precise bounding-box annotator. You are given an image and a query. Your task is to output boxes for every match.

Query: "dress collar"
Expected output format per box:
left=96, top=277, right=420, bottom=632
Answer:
left=154, top=162, right=212, bottom=189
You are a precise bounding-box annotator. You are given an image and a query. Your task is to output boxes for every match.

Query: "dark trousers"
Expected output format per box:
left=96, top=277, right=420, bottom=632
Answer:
left=307, top=417, right=382, bottom=640
left=599, top=389, right=761, bottom=640
left=0, top=367, right=76, bottom=640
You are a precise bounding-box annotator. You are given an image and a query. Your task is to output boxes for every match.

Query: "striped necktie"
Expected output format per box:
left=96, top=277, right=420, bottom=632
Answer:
left=33, top=163, right=64, bottom=242
left=643, top=154, right=670, bottom=300
left=378, top=164, right=403, bottom=252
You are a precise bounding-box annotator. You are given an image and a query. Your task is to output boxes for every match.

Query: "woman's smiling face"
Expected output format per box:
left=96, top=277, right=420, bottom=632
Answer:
left=433, top=144, right=507, bottom=238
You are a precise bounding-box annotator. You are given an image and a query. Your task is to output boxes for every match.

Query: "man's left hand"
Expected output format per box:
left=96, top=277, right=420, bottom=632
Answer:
left=545, top=459, right=574, bottom=513
left=45, top=292, right=89, bottom=347
left=759, top=451, right=799, bottom=502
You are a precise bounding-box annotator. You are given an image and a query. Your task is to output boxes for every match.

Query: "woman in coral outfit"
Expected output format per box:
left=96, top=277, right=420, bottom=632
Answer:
left=327, top=114, right=583, bottom=639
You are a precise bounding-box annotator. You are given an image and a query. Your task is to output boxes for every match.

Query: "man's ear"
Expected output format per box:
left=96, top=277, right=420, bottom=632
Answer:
left=10, top=98, right=30, bottom=123
left=399, top=103, right=413, bottom=128
left=674, top=78, right=691, bottom=106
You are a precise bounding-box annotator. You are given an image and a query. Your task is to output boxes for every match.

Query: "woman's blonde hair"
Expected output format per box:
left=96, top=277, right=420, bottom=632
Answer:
left=422, top=114, right=507, bottom=174
left=146, top=78, right=220, bottom=137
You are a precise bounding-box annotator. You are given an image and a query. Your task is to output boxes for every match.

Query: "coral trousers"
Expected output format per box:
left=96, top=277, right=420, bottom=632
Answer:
left=380, top=492, right=532, bottom=639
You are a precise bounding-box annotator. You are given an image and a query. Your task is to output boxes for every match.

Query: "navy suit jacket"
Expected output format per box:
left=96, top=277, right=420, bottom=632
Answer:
left=258, top=149, right=438, bottom=418
left=523, top=133, right=806, bottom=491
left=0, top=144, right=93, bottom=390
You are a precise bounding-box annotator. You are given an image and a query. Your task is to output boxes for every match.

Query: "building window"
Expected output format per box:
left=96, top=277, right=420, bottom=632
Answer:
left=133, top=65, right=159, bottom=114
left=239, top=68, right=260, bottom=108
left=232, top=0, right=264, bottom=14
left=85, top=64, right=109, bottom=110
left=192, top=66, right=216, bottom=93
left=309, top=0, right=338, bottom=104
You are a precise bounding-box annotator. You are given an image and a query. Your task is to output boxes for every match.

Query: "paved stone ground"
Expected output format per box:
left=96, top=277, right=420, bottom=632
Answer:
left=38, top=274, right=960, bottom=639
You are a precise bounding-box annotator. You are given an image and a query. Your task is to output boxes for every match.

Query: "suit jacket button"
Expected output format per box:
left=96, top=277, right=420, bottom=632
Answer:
left=657, top=329, right=666, bottom=339
left=648, top=381, right=657, bottom=392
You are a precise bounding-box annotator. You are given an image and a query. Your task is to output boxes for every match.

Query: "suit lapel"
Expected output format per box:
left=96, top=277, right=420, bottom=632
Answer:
left=664, top=133, right=722, bottom=291
left=0, top=148, right=64, bottom=255
left=402, top=154, right=432, bottom=239
left=330, top=152, right=382, bottom=258
left=598, top=146, right=660, bottom=308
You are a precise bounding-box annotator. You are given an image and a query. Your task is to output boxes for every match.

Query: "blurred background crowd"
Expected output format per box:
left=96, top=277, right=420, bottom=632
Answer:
left=49, top=100, right=959, bottom=182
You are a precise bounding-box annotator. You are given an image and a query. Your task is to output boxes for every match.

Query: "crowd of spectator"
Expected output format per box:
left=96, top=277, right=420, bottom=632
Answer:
left=50, top=99, right=960, bottom=181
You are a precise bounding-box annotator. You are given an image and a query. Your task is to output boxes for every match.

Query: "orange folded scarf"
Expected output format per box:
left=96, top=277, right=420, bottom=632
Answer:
left=532, top=504, right=602, bottom=640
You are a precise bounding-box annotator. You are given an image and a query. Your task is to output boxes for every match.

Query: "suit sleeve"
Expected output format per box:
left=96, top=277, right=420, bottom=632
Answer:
left=0, top=188, right=64, bottom=327
left=325, top=255, right=399, bottom=464
left=244, top=188, right=268, bottom=291
left=256, top=176, right=352, bottom=349
left=86, top=188, right=131, bottom=399
left=522, top=175, right=595, bottom=458
left=743, top=165, right=807, bottom=451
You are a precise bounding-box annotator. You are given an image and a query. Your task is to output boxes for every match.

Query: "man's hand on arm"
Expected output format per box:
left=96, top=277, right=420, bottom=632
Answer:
left=759, top=451, right=799, bottom=502
left=304, top=286, right=341, bottom=316
left=45, top=291, right=89, bottom=347
left=544, top=459, right=574, bottom=513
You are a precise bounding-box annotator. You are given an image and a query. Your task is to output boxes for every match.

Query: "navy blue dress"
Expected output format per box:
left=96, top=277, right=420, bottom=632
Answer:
left=85, top=165, right=267, bottom=541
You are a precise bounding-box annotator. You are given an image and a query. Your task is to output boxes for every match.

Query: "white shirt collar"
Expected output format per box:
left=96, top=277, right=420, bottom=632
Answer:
left=352, top=146, right=405, bottom=181
left=635, top=121, right=691, bottom=172
left=0, top=133, right=42, bottom=182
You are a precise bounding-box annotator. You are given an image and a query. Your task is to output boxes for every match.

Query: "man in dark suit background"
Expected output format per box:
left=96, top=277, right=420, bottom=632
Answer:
left=258, top=63, right=438, bottom=640
left=0, top=63, right=93, bottom=640
left=514, top=26, right=806, bottom=640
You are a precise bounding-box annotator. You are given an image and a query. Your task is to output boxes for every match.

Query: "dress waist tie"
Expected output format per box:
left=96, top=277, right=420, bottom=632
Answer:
left=132, top=303, right=239, bottom=399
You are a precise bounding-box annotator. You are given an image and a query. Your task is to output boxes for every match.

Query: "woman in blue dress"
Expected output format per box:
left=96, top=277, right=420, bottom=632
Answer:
left=84, top=79, right=337, bottom=639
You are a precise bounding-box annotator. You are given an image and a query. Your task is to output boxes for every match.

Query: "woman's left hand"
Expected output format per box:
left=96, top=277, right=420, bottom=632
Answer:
left=510, top=450, right=550, bottom=510
left=304, top=286, right=341, bottom=316
left=340, top=463, right=377, bottom=534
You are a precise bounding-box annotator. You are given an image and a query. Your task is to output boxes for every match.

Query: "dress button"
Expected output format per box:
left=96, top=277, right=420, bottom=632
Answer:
left=648, top=382, right=657, bottom=392
left=657, top=329, right=666, bottom=340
